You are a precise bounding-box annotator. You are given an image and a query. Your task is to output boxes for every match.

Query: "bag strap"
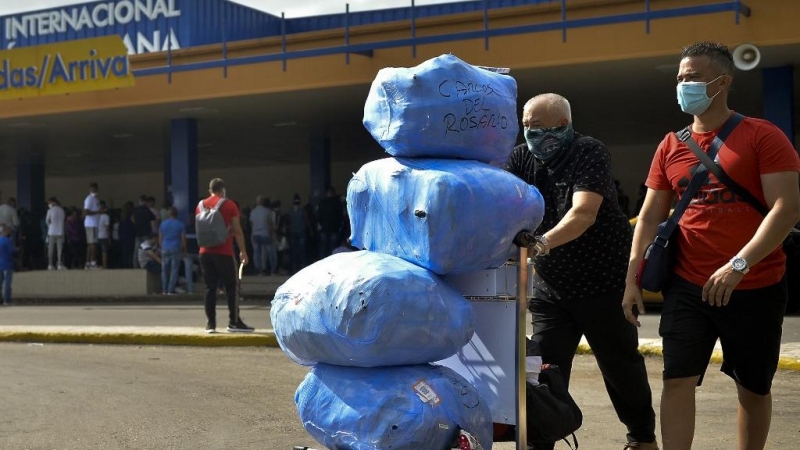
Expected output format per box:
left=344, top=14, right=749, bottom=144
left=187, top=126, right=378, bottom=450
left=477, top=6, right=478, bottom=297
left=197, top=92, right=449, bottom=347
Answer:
left=680, top=115, right=770, bottom=217
left=213, top=197, right=226, bottom=212
left=198, top=197, right=226, bottom=213
left=652, top=112, right=745, bottom=245
left=561, top=432, right=579, bottom=449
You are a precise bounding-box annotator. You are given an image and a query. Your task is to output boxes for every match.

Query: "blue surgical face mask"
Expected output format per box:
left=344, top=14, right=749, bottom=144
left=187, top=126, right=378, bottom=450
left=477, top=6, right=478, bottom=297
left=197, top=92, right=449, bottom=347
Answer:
left=676, top=76, right=723, bottom=116
left=525, top=123, right=574, bottom=162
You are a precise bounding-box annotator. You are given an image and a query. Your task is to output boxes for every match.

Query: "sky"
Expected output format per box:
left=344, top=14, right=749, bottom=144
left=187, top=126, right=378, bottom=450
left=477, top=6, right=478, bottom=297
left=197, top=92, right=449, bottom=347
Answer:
left=0, top=0, right=468, bottom=18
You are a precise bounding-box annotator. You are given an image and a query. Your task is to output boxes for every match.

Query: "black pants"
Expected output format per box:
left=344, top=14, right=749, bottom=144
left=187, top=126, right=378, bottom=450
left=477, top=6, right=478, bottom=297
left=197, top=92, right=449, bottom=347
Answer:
left=529, top=289, right=656, bottom=447
left=200, top=253, right=238, bottom=325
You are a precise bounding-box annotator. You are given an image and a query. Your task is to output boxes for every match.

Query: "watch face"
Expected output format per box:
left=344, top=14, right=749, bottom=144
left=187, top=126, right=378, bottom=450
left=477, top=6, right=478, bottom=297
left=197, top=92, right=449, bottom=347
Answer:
left=732, top=258, right=747, bottom=271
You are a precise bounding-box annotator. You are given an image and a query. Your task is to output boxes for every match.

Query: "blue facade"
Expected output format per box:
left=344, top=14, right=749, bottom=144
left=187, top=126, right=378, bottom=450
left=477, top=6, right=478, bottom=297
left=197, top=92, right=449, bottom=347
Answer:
left=0, top=0, right=557, bottom=55
left=0, top=0, right=281, bottom=54
left=285, top=0, right=553, bottom=34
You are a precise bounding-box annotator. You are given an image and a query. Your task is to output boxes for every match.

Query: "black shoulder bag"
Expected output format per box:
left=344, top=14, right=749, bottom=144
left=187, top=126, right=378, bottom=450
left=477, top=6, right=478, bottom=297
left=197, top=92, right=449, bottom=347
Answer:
left=636, top=113, right=744, bottom=292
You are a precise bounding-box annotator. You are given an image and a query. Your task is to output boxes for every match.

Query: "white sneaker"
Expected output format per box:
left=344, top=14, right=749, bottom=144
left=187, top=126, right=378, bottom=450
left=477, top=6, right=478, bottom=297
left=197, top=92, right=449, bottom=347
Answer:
left=175, top=287, right=186, bottom=294
left=57, top=265, right=66, bottom=270
left=48, top=265, right=55, bottom=271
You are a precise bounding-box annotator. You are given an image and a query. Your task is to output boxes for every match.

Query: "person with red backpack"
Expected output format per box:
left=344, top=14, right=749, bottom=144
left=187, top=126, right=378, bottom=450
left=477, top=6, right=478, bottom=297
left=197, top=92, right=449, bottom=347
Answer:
left=196, top=178, right=253, bottom=334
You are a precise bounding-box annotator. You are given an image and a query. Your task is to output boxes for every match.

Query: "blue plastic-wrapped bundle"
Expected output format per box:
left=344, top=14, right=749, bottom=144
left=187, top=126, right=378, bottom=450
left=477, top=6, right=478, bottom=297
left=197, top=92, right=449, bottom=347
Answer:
left=270, top=251, right=474, bottom=367
left=347, top=157, right=545, bottom=275
left=363, top=53, right=519, bottom=167
left=296, top=363, right=493, bottom=450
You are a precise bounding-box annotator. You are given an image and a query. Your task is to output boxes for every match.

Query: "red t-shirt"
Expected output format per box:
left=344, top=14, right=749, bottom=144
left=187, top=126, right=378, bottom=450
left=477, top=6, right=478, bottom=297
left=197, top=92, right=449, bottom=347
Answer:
left=646, top=115, right=800, bottom=289
left=196, top=195, right=240, bottom=257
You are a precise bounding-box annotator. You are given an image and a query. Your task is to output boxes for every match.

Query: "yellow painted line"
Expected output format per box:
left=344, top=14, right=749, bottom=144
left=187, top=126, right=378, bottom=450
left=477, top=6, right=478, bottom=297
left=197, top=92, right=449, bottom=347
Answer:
left=0, top=331, right=279, bottom=348
left=577, top=343, right=800, bottom=372
left=2, top=330, right=798, bottom=372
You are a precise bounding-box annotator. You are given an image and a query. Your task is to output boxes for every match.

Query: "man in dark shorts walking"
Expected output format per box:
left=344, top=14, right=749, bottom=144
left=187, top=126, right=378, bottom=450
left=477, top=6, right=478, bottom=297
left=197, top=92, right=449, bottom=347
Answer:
left=624, top=42, right=800, bottom=449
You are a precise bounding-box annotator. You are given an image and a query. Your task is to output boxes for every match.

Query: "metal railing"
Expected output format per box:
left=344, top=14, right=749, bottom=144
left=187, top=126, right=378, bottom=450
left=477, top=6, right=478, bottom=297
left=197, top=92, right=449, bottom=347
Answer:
left=134, top=0, right=750, bottom=81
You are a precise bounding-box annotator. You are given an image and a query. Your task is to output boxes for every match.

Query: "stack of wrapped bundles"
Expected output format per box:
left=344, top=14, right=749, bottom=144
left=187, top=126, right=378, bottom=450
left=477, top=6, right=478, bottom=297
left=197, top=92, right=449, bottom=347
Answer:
left=271, top=54, right=545, bottom=450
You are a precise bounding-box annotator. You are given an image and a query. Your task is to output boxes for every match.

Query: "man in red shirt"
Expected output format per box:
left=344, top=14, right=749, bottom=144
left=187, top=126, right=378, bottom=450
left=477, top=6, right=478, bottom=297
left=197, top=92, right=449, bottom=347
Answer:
left=197, top=178, right=253, bottom=333
left=624, top=42, right=800, bottom=449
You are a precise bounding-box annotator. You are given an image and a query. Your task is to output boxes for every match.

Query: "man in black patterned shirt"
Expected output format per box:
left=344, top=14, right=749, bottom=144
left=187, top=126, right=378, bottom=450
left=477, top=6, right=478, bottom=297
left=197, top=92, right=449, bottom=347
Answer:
left=506, top=93, right=657, bottom=450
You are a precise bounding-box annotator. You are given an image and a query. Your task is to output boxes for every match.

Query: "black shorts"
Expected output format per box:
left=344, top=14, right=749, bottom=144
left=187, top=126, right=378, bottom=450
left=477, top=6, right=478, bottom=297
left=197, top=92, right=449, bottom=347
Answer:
left=659, top=275, right=787, bottom=395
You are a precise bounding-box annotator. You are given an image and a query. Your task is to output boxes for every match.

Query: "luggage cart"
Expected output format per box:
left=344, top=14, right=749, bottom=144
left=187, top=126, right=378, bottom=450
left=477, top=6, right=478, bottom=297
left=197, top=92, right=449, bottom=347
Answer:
left=440, top=246, right=531, bottom=449
left=290, top=246, right=532, bottom=450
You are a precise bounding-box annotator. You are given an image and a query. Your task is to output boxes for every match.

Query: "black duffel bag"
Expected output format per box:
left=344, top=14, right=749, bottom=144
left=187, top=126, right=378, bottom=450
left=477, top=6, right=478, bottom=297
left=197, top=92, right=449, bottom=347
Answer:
left=527, top=364, right=582, bottom=449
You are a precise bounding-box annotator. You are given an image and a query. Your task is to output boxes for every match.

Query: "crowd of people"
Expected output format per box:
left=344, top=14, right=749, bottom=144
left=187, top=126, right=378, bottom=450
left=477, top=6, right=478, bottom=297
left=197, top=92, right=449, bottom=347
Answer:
left=237, top=186, right=356, bottom=278
left=0, top=179, right=357, bottom=299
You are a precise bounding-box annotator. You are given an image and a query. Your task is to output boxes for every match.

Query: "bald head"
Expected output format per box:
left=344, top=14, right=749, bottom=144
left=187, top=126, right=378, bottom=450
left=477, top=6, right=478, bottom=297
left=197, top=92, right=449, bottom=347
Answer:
left=522, top=93, right=572, bottom=129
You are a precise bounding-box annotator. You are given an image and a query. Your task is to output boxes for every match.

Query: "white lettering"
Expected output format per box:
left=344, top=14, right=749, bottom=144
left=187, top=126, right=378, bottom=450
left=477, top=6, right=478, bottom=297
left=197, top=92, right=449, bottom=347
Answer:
left=115, top=1, right=135, bottom=25
left=160, top=29, right=180, bottom=51
left=62, top=9, right=78, bottom=34
left=6, top=0, right=182, bottom=42
left=50, top=12, right=64, bottom=34
left=26, top=17, right=35, bottom=38
left=76, top=7, right=93, bottom=31
left=166, top=0, right=181, bottom=18
left=122, top=34, right=135, bottom=55
left=134, top=0, right=150, bottom=22
left=137, top=30, right=159, bottom=54
left=10, top=17, right=26, bottom=39
left=36, top=13, right=50, bottom=36
left=107, top=2, right=116, bottom=26
left=92, top=4, right=109, bottom=28
left=151, top=0, right=167, bottom=19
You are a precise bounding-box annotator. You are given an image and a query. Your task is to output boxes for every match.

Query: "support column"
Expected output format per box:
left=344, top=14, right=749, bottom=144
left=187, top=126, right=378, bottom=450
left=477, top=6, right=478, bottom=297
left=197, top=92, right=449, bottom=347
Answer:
left=170, top=118, right=199, bottom=225
left=762, top=66, right=795, bottom=146
left=309, top=128, right=331, bottom=203
left=17, top=155, right=47, bottom=223
left=163, top=133, right=173, bottom=207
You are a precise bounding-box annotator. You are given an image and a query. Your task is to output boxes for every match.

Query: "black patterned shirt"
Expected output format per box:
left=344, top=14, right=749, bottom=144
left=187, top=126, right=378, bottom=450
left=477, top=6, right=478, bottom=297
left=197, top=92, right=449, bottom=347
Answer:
left=506, top=133, right=632, bottom=300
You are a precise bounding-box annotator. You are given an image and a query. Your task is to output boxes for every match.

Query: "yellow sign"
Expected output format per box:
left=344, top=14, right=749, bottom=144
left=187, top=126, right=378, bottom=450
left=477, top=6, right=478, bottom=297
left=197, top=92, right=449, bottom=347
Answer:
left=0, top=35, right=134, bottom=100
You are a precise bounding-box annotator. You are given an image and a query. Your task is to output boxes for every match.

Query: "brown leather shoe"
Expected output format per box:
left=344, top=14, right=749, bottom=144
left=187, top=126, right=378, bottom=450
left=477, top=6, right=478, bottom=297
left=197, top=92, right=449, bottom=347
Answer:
left=624, top=441, right=659, bottom=450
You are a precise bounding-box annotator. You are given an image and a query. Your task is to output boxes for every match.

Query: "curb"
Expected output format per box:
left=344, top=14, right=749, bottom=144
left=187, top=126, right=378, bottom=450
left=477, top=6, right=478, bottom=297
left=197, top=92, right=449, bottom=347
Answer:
left=0, top=328, right=278, bottom=347
left=576, top=343, right=800, bottom=372
left=6, top=295, right=275, bottom=305
left=2, top=330, right=798, bottom=372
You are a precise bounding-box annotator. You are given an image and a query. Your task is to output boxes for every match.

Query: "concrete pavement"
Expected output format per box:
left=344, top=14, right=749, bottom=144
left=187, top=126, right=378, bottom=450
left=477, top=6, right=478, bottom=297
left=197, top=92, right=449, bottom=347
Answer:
left=0, top=298, right=799, bottom=371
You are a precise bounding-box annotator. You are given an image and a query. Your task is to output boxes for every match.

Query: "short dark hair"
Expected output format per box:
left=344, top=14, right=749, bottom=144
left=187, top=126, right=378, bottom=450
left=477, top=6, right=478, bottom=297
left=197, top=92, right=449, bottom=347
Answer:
left=139, top=195, right=148, bottom=202
left=48, top=197, right=60, bottom=205
left=209, top=178, right=225, bottom=194
left=680, top=41, right=735, bottom=77
left=89, top=182, right=99, bottom=191
left=169, top=207, right=178, bottom=217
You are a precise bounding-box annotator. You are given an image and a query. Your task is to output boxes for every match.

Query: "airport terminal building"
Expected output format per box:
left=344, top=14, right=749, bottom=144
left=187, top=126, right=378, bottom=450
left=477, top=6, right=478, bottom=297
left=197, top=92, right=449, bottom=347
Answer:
left=0, top=0, right=797, bottom=225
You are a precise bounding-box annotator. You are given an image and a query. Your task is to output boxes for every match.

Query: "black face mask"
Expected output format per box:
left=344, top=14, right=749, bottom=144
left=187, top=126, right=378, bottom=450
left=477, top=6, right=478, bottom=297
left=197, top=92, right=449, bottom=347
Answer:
left=524, top=123, right=575, bottom=163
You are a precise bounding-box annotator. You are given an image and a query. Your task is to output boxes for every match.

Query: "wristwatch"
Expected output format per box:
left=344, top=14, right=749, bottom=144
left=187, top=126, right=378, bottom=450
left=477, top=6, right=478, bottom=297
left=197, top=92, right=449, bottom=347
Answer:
left=533, top=235, right=550, bottom=256
left=729, top=256, right=750, bottom=275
